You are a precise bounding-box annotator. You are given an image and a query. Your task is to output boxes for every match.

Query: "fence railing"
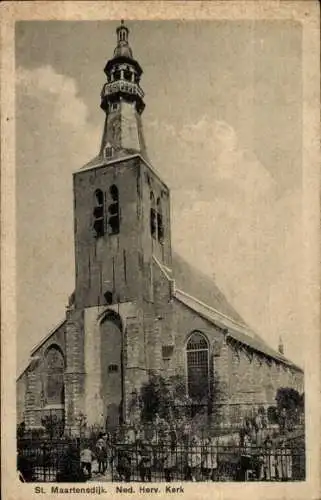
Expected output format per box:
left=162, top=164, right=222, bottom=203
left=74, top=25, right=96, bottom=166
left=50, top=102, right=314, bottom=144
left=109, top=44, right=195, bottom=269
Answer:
left=109, top=441, right=305, bottom=482
left=17, top=434, right=305, bottom=483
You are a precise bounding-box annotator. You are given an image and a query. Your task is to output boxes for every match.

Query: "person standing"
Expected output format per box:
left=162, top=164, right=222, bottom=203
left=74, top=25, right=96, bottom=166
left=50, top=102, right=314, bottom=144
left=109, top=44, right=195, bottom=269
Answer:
left=96, top=435, right=107, bottom=474
left=262, top=435, right=276, bottom=480
left=115, top=435, right=132, bottom=482
left=138, top=439, right=153, bottom=482
left=187, top=435, right=202, bottom=482
left=80, top=445, right=94, bottom=480
left=202, top=436, right=218, bottom=481
left=163, top=439, right=177, bottom=482
left=275, top=440, right=293, bottom=481
left=239, top=433, right=253, bottom=480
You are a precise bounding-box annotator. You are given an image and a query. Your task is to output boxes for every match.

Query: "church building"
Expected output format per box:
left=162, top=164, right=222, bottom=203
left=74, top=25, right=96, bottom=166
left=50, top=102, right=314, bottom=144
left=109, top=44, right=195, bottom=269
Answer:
left=17, top=22, right=303, bottom=434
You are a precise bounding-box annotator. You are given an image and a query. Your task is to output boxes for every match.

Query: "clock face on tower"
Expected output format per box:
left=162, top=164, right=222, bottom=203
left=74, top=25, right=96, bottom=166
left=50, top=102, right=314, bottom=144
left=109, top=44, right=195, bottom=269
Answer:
left=109, top=115, right=121, bottom=145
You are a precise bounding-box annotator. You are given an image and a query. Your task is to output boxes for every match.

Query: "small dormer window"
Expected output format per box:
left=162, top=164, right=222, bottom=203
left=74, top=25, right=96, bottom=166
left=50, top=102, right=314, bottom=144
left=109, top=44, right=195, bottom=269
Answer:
left=105, top=145, right=114, bottom=159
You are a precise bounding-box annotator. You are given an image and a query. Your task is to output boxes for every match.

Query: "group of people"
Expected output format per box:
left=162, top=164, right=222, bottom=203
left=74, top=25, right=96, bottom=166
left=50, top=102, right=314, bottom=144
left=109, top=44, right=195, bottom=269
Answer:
left=113, top=433, right=219, bottom=482
left=78, top=433, right=111, bottom=480
left=239, top=434, right=293, bottom=481
left=65, top=413, right=293, bottom=483
left=236, top=408, right=293, bottom=481
left=75, top=431, right=218, bottom=482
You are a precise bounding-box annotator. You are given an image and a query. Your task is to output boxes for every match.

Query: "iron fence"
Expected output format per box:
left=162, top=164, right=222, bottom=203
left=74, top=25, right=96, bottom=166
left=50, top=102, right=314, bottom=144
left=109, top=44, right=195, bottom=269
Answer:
left=17, top=434, right=305, bottom=483
left=108, top=439, right=305, bottom=482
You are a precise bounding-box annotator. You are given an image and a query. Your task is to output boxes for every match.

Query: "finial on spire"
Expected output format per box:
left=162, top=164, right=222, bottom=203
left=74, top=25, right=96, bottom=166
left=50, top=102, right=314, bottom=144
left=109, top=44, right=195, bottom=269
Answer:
left=116, top=20, right=129, bottom=44
left=114, top=20, right=132, bottom=58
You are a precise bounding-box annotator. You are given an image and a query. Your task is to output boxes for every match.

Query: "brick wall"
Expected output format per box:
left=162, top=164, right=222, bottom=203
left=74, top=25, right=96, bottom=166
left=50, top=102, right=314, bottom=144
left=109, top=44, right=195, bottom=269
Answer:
left=24, top=363, right=40, bottom=428
left=73, top=159, right=142, bottom=309
left=65, top=308, right=85, bottom=431
left=227, top=340, right=304, bottom=414
left=144, top=266, right=304, bottom=426
left=21, top=322, right=67, bottom=430
left=124, top=308, right=149, bottom=419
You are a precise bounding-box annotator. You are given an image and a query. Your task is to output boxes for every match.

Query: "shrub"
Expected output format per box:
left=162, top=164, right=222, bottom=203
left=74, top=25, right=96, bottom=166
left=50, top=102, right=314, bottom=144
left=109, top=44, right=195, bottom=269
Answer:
left=275, top=387, right=304, bottom=429
left=267, top=406, right=278, bottom=424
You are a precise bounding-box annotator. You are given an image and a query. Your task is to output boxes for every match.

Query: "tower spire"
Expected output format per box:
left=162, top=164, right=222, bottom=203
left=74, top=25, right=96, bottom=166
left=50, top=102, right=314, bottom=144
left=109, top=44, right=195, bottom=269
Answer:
left=114, top=20, right=132, bottom=58
left=98, top=21, right=146, bottom=161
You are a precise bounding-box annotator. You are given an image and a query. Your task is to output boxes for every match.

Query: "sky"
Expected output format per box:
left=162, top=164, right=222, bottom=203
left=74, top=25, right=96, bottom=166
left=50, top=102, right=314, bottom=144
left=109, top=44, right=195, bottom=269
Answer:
left=15, top=20, right=303, bottom=372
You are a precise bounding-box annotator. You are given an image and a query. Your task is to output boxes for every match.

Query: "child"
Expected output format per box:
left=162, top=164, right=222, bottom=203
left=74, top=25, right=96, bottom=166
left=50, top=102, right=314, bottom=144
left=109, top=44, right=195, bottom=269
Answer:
left=163, top=439, right=176, bottom=483
left=202, top=437, right=218, bottom=481
left=138, top=440, right=153, bottom=482
left=96, top=435, right=107, bottom=474
left=80, top=446, right=94, bottom=480
left=115, top=436, right=132, bottom=482
left=262, top=435, right=276, bottom=480
left=187, top=435, right=202, bottom=482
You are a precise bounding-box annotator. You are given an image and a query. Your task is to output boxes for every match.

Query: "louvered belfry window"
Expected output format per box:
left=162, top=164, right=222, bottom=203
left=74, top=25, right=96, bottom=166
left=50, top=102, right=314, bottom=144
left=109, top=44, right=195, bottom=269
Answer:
left=186, top=332, right=209, bottom=401
left=150, top=191, right=156, bottom=239
left=93, top=189, right=105, bottom=237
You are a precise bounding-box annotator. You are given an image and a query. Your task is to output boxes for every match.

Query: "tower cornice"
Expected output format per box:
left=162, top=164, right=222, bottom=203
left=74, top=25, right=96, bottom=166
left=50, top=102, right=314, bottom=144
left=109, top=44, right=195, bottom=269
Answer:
left=76, top=153, right=170, bottom=194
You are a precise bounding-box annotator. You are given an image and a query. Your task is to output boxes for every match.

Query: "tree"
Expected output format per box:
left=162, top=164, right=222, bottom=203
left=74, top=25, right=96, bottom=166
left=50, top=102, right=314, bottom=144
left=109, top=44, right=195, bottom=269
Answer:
left=267, top=406, right=278, bottom=424
left=139, top=369, right=225, bottom=430
left=140, top=372, right=172, bottom=423
left=17, top=421, right=26, bottom=439
left=275, top=387, right=304, bottom=429
left=41, top=414, right=64, bottom=438
left=276, top=387, right=301, bottom=411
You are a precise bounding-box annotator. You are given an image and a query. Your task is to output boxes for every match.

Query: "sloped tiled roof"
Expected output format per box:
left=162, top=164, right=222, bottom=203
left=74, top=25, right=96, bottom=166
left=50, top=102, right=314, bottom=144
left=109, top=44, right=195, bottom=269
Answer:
left=172, top=252, right=247, bottom=326
left=30, top=319, right=66, bottom=356
left=154, top=253, right=303, bottom=372
left=17, top=319, right=67, bottom=380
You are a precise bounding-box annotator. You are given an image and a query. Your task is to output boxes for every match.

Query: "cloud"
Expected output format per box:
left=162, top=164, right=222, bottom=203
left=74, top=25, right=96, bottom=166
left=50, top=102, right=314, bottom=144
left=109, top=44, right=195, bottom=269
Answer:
left=146, top=116, right=276, bottom=200
left=16, top=65, right=101, bottom=370
left=17, top=65, right=89, bottom=127
left=146, top=116, right=302, bottom=363
left=15, top=68, right=303, bottom=370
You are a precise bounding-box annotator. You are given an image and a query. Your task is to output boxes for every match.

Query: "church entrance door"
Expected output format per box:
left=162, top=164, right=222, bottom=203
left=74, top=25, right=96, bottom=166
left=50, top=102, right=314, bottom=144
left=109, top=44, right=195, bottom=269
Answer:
left=100, top=314, right=123, bottom=430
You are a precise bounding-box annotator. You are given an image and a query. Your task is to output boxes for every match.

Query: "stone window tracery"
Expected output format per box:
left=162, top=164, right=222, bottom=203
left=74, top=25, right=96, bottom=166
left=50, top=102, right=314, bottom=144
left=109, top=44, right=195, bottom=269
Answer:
left=186, top=331, right=209, bottom=402
left=44, top=346, right=64, bottom=405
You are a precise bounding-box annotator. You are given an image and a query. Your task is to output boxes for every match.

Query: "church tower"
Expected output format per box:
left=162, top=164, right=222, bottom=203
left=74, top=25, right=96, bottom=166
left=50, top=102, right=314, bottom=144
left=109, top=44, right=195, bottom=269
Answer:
left=99, top=20, right=147, bottom=160
left=65, top=22, right=172, bottom=430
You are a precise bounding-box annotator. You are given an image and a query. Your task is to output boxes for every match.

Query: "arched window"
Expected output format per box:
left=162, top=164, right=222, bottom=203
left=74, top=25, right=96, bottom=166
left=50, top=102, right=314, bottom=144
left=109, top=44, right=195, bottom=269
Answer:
left=93, top=189, right=105, bottom=238
left=124, top=68, right=132, bottom=82
left=108, top=185, right=120, bottom=235
left=186, top=332, right=209, bottom=401
left=104, top=290, right=113, bottom=305
left=150, top=192, right=156, bottom=239
left=156, top=197, right=164, bottom=243
left=105, top=145, right=114, bottom=159
left=44, top=346, right=64, bottom=405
